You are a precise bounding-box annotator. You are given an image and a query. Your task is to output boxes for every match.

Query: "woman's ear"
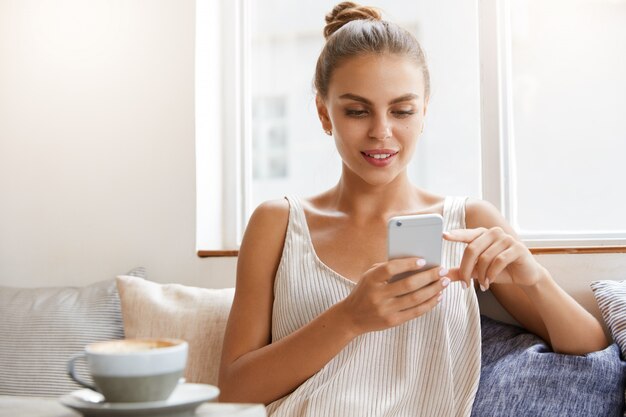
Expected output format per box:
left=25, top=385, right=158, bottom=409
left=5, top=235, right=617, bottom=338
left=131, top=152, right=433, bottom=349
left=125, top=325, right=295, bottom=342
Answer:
left=315, top=95, right=332, bottom=134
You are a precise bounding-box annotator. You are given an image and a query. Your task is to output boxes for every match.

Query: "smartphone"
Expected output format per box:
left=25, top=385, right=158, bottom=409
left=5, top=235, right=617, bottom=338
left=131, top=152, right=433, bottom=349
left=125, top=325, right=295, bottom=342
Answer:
left=387, top=213, right=443, bottom=282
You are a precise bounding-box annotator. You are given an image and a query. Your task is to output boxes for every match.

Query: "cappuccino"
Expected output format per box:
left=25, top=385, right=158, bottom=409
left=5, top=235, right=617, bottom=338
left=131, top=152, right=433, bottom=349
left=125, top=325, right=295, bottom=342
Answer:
left=68, top=338, right=188, bottom=402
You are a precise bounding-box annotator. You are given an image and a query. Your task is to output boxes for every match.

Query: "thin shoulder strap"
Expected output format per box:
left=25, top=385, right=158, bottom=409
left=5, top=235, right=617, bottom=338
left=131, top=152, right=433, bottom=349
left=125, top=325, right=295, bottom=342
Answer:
left=442, top=196, right=470, bottom=269
left=283, top=195, right=308, bottom=242
left=443, top=195, right=469, bottom=232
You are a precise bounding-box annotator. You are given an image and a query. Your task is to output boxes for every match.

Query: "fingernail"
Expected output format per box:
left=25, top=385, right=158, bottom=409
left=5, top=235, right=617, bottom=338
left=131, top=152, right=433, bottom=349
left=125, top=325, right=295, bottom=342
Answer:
left=438, top=268, right=448, bottom=277
left=437, top=293, right=444, bottom=302
left=461, top=281, right=468, bottom=290
left=416, top=259, right=426, bottom=267
left=441, top=277, right=451, bottom=287
left=480, top=283, right=487, bottom=292
left=485, top=278, right=491, bottom=288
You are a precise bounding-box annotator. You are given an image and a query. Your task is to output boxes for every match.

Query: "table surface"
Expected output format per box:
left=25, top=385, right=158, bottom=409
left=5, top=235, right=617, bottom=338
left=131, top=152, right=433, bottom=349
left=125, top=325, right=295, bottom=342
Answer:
left=0, top=396, right=267, bottom=417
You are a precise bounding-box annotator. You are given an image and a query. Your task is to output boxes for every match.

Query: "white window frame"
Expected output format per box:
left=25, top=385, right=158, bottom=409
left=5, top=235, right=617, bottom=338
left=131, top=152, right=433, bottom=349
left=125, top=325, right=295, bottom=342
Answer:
left=196, top=0, right=251, bottom=250
left=196, top=0, right=626, bottom=252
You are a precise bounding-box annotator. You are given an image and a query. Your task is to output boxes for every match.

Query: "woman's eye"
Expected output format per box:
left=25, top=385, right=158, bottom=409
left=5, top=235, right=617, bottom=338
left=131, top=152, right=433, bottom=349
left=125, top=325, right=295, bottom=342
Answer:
left=345, top=109, right=368, bottom=118
left=392, top=110, right=415, bottom=118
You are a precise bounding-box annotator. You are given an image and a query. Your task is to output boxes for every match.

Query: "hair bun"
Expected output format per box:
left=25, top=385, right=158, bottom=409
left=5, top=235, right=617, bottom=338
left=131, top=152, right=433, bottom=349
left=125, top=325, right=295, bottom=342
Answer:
left=324, top=2, right=382, bottom=40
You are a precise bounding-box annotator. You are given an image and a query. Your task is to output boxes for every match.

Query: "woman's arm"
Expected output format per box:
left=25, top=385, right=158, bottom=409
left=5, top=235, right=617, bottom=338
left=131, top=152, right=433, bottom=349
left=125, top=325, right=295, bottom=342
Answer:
left=218, top=199, right=452, bottom=405
left=445, top=198, right=608, bottom=355
left=217, top=199, right=355, bottom=404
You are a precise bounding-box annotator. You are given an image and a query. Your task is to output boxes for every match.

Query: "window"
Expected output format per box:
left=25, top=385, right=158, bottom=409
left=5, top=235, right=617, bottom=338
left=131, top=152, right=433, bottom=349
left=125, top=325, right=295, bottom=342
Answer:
left=478, top=0, right=626, bottom=247
left=197, top=0, right=626, bottom=252
left=252, top=96, right=288, bottom=179
left=510, top=0, right=626, bottom=236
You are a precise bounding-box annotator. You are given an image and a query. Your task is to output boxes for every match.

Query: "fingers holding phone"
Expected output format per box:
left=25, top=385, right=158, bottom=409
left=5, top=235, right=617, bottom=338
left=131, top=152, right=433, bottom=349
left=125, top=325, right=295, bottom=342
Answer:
left=339, top=257, right=447, bottom=335
left=386, top=265, right=451, bottom=322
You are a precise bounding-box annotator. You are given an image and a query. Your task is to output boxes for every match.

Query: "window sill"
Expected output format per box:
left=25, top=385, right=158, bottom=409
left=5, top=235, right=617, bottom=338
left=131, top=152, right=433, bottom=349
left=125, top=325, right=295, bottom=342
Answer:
left=530, top=246, right=626, bottom=255
left=197, top=246, right=626, bottom=258
left=197, top=250, right=239, bottom=257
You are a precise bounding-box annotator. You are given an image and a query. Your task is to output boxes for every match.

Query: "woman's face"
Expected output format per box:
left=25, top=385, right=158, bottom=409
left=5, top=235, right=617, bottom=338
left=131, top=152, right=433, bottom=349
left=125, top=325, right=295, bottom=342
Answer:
left=317, top=53, right=428, bottom=187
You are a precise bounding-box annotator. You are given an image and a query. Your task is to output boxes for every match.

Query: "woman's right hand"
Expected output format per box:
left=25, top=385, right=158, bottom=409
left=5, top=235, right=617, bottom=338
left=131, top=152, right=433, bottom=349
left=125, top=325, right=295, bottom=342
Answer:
left=337, top=258, right=452, bottom=335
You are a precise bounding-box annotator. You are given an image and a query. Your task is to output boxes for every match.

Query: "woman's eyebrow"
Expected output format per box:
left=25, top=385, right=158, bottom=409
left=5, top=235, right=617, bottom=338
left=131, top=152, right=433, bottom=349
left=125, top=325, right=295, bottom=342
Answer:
left=389, top=93, right=418, bottom=104
left=339, top=93, right=371, bottom=104
left=339, top=93, right=419, bottom=105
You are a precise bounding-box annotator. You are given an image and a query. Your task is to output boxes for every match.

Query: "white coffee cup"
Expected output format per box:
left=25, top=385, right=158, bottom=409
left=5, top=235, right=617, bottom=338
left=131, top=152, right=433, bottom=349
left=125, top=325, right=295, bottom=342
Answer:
left=68, top=338, right=188, bottom=403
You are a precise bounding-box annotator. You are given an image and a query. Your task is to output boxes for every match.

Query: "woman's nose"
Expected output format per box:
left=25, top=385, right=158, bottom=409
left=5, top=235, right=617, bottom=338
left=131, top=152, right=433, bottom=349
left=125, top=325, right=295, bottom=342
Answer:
left=368, top=116, right=392, bottom=140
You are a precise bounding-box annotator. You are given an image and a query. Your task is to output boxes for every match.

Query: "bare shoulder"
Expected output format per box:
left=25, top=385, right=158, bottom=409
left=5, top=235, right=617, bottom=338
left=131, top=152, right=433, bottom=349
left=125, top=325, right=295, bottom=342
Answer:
left=464, top=197, right=518, bottom=237
left=246, top=198, right=290, bottom=232
left=464, top=198, right=501, bottom=226
left=238, top=198, right=290, bottom=270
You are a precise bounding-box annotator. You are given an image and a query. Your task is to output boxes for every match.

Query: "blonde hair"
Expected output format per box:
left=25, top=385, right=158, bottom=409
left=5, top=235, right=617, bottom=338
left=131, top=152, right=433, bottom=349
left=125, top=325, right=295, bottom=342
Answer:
left=314, top=1, right=430, bottom=99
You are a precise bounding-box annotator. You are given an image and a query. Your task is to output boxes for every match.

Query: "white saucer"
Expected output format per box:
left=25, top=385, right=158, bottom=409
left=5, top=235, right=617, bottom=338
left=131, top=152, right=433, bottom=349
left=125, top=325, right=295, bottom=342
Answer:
left=59, top=383, right=219, bottom=417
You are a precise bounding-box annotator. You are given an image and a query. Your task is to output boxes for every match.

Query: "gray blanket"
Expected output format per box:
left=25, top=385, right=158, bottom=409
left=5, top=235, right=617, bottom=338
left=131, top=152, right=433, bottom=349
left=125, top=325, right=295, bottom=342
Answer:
left=471, top=315, right=626, bottom=417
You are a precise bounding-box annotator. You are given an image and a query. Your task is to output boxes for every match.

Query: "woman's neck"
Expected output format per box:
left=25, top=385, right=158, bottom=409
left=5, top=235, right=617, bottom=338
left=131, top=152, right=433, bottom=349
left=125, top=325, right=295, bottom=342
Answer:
left=327, top=168, right=427, bottom=222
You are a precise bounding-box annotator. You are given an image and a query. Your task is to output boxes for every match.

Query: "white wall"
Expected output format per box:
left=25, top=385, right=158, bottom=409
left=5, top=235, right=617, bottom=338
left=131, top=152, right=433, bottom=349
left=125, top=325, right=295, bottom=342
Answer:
left=0, top=0, right=624, bottom=328
left=0, top=0, right=235, bottom=288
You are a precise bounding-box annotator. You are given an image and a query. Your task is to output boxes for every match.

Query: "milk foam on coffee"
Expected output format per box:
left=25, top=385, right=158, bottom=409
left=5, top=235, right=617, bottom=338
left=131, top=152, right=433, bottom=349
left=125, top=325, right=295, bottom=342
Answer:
left=91, top=339, right=177, bottom=354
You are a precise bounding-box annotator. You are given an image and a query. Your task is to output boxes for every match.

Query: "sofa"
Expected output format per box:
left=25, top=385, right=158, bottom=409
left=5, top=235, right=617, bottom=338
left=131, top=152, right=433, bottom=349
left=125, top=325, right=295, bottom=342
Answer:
left=1, top=268, right=626, bottom=417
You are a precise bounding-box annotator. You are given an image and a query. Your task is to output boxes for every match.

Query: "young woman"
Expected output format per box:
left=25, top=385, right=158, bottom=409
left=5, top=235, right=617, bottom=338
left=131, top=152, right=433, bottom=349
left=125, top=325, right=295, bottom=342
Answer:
left=218, top=2, right=608, bottom=415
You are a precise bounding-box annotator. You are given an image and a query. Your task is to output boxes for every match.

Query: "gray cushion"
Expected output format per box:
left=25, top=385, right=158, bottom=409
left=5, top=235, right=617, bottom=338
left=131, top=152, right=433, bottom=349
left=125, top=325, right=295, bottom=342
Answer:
left=472, top=315, right=626, bottom=417
left=0, top=279, right=124, bottom=397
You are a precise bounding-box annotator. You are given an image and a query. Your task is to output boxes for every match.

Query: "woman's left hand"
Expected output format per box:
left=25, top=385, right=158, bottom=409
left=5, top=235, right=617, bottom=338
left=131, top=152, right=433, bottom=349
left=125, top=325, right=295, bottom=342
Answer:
left=443, top=227, right=547, bottom=291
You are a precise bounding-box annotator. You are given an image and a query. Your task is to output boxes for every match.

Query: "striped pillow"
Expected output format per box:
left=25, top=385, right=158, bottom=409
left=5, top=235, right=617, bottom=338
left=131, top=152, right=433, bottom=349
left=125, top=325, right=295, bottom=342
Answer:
left=591, top=280, right=626, bottom=357
left=0, top=279, right=124, bottom=397
left=126, top=266, right=147, bottom=279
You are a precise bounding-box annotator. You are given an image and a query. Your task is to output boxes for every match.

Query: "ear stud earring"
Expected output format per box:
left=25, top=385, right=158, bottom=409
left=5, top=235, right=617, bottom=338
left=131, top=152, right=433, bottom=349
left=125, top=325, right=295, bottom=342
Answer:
left=325, top=129, right=332, bottom=136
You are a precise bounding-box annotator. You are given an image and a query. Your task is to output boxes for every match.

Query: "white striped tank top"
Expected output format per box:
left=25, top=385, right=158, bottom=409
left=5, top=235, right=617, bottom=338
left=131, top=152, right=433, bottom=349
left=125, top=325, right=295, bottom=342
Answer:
left=266, top=195, right=481, bottom=417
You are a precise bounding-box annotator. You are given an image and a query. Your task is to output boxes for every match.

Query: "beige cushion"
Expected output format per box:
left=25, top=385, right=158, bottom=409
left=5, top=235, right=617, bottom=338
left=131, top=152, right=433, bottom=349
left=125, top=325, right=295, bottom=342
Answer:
left=115, top=276, right=234, bottom=386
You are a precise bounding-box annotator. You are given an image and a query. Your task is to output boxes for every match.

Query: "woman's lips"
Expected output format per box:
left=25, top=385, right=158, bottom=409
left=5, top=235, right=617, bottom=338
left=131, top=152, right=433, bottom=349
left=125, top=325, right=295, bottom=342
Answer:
left=361, top=150, right=398, bottom=167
